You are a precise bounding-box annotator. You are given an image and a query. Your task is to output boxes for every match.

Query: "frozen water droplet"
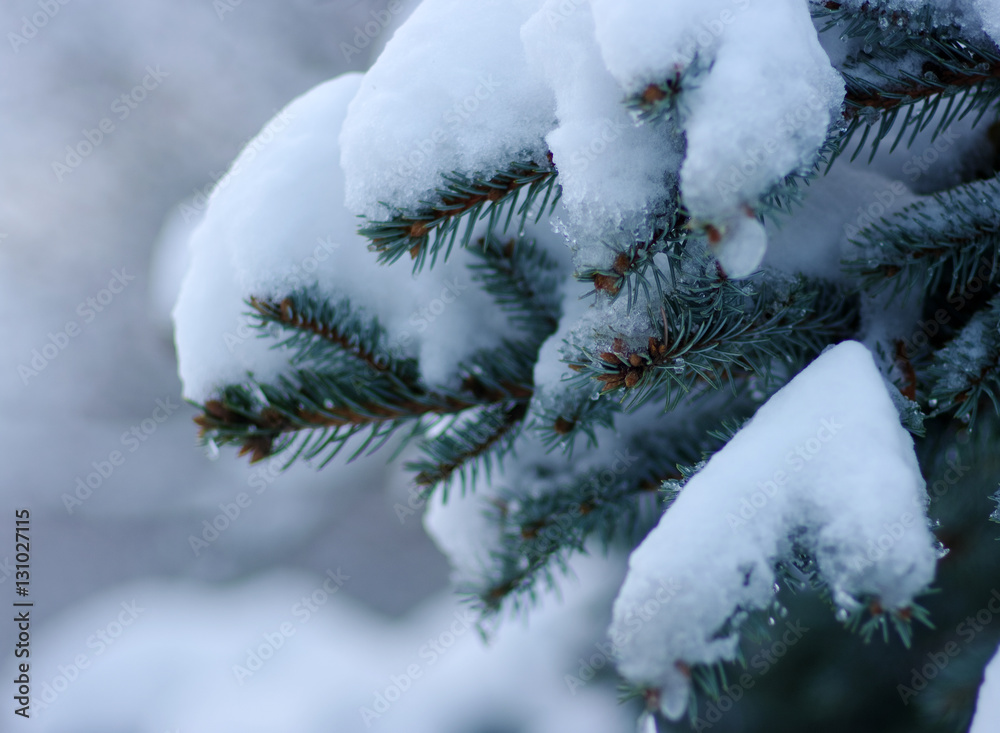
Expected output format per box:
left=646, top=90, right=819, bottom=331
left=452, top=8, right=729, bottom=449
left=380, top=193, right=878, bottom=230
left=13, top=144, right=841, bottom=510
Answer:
left=863, top=43, right=873, bottom=54
left=780, top=606, right=789, bottom=618
left=836, top=608, right=849, bottom=622
left=204, top=438, right=220, bottom=461
left=773, top=582, right=781, bottom=594
left=878, top=16, right=889, bottom=29
left=928, top=398, right=938, bottom=409
left=323, top=399, right=334, bottom=410
left=767, top=616, right=776, bottom=626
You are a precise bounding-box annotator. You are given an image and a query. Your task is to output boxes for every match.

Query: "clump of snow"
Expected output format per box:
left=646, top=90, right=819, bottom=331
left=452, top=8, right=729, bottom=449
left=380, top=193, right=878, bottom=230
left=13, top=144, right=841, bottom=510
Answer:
left=174, top=73, right=522, bottom=403
left=978, top=0, right=1000, bottom=43
left=339, top=0, right=556, bottom=221
left=710, top=213, right=768, bottom=279
left=676, top=1, right=844, bottom=218
left=521, top=0, right=681, bottom=263
left=970, top=642, right=1000, bottom=733
left=608, top=341, right=937, bottom=720
left=591, top=0, right=843, bottom=277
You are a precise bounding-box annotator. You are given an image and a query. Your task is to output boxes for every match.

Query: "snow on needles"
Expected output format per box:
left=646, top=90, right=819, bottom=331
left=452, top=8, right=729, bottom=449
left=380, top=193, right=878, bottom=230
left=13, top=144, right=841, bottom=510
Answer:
left=174, top=74, right=514, bottom=402
left=521, top=0, right=681, bottom=260
left=608, top=341, right=938, bottom=720
left=594, top=0, right=844, bottom=276
left=339, top=0, right=846, bottom=278
left=339, top=0, right=556, bottom=222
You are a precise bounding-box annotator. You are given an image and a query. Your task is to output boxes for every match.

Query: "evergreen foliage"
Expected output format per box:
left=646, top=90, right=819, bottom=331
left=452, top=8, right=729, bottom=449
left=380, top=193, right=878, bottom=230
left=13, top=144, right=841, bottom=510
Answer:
left=186, top=2, right=1000, bottom=730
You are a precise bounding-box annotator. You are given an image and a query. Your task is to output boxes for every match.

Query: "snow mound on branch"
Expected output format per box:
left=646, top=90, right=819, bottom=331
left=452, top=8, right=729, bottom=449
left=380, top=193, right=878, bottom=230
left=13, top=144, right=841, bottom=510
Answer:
left=608, top=340, right=937, bottom=721
left=970, top=642, right=1000, bottom=733
left=339, top=0, right=555, bottom=221
left=591, top=0, right=843, bottom=276
left=174, top=73, right=514, bottom=402
left=521, top=0, right=681, bottom=260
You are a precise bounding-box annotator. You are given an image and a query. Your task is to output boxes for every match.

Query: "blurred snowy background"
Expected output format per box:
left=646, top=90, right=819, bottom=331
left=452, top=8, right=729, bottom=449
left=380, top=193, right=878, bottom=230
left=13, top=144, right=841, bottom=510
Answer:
left=0, top=1, right=631, bottom=730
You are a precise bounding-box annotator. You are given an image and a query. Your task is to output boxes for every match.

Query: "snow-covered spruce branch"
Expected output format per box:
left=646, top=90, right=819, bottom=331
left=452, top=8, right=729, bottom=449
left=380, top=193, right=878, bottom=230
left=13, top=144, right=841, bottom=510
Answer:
left=470, top=409, right=737, bottom=614
left=814, top=0, right=1000, bottom=158
left=170, top=2, right=1000, bottom=729
left=609, top=342, right=938, bottom=722
left=359, top=158, right=559, bottom=269
left=194, top=294, right=538, bottom=466
left=925, top=292, right=1000, bottom=423
left=567, top=268, right=857, bottom=411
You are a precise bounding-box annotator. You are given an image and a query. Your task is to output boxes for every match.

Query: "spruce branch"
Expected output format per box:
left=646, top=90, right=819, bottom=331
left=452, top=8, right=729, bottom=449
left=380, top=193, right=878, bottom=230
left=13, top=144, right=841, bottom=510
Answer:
left=925, top=292, right=1000, bottom=424
left=844, top=176, right=1000, bottom=297
left=569, top=257, right=858, bottom=412
left=576, top=209, right=689, bottom=311
left=249, top=293, right=395, bottom=374
left=193, top=317, right=537, bottom=468
left=467, top=234, right=563, bottom=338
left=471, top=409, right=738, bottom=614
left=814, top=1, right=1000, bottom=160
left=409, top=401, right=528, bottom=492
left=359, top=157, right=560, bottom=270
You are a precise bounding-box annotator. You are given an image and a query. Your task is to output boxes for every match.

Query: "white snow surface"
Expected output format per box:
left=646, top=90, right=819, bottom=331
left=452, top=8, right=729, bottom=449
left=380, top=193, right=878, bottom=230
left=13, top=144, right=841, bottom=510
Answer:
left=339, top=0, right=556, bottom=221
left=589, top=0, right=843, bottom=220
left=970, top=641, right=1000, bottom=733
left=978, top=0, right=1000, bottom=42
left=608, top=341, right=937, bottom=720
left=174, top=73, right=517, bottom=402
left=521, top=0, right=681, bottom=256
left=13, top=561, right=632, bottom=733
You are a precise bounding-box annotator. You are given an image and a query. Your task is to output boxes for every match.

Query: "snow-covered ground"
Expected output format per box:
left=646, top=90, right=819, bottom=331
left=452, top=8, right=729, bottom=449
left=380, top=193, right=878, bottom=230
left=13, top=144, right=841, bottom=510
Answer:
left=0, top=1, right=630, bottom=730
